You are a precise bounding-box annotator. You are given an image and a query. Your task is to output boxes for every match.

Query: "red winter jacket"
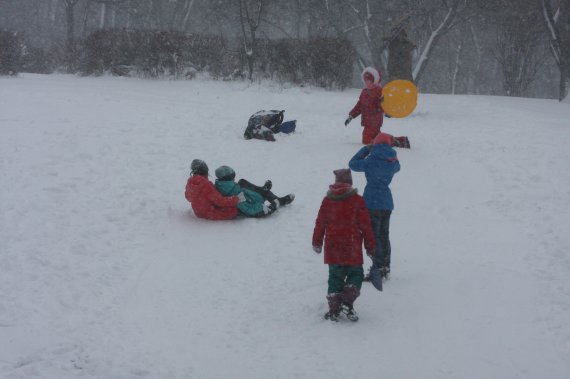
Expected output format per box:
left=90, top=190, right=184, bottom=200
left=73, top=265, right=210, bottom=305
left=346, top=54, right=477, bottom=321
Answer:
left=185, top=175, right=239, bottom=220
left=312, top=184, right=376, bottom=265
left=349, top=86, right=384, bottom=129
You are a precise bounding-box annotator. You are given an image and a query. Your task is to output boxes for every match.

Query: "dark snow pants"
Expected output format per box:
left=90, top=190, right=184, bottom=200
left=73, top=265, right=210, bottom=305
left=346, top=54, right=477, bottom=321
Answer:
left=369, top=209, right=392, bottom=270
left=327, top=265, right=363, bottom=314
left=238, top=179, right=278, bottom=203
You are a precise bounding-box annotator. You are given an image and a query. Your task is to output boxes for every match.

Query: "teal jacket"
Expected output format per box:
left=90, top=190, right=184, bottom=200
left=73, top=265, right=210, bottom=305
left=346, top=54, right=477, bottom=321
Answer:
left=215, top=180, right=265, bottom=217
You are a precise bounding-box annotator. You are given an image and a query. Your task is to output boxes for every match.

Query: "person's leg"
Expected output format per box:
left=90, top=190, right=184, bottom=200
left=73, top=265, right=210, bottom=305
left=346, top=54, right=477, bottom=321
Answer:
left=326, top=265, right=346, bottom=320
left=238, top=179, right=294, bottom=207
left=368, top=209, right=383, bottom=271
left=339, top=266, right=362, bottom=320
left=238, top=179, right=277, bottom=201
left=393, top=136, right=411, bottom=149
left=342, top=266, right=363, bottom=306
left=362, top=126, right=380, bottom=145
left=378, top=210, right=392, bottom=273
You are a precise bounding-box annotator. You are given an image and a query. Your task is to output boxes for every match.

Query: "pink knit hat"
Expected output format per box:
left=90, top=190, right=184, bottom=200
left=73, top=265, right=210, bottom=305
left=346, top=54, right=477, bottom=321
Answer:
left=373, top=132, right=394, bottom=146
left=333, top=169, right=352, bottom=185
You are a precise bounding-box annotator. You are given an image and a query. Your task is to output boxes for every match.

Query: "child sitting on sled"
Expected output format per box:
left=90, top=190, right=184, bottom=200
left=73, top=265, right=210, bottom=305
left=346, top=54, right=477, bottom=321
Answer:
left=214, top=165, right=294, bottom=217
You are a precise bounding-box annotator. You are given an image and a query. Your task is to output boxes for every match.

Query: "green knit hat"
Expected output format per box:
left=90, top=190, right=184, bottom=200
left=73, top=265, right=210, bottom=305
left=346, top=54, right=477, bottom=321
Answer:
left=215, top=165, right=235, bottom=181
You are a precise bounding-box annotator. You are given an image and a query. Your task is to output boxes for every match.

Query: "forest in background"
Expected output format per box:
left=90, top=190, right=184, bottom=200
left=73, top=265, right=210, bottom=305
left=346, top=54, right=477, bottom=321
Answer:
left=0, top=0, right=568, bottom=100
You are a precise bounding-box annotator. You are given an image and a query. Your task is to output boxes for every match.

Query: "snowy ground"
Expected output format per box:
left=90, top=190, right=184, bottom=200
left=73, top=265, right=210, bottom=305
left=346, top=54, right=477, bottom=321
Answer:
left=1, top=74, right=570, bottom=379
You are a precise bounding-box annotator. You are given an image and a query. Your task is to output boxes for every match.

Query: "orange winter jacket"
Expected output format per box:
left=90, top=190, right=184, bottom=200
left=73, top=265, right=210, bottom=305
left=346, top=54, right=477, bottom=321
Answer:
left=185, top=175, right=239, bottom=220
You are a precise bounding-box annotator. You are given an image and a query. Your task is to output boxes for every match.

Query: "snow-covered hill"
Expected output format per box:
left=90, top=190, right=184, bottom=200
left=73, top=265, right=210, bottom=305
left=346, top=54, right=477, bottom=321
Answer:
left=1, top=74, right=569, bottom=379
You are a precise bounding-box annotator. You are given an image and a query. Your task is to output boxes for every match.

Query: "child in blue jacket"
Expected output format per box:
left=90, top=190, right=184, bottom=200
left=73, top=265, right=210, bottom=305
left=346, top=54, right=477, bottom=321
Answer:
left=349, top=133, right=400, bottom=280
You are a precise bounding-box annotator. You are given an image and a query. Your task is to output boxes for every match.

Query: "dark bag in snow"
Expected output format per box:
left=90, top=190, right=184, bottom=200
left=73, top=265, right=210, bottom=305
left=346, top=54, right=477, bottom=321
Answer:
left=244, top=110, right=284, bottom=141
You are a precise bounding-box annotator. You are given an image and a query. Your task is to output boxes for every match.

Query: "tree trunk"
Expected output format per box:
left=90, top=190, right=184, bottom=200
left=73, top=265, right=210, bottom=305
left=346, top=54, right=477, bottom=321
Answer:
left=413, top=1, right=460, bottom=84
left=100, top=3, right=106, bottom=29
left=451, top=39, right=463, bottom=95
left=559, top=0, right=570, bottom=101
left=181, top=0, right=196, bottom=31
left=540, top=0, right=569, bottom=101
left=64, top=0, right=79, bottom=73
left=65, top=3, right=75, bottom=51
left=238, top=0, right=264, bottom=81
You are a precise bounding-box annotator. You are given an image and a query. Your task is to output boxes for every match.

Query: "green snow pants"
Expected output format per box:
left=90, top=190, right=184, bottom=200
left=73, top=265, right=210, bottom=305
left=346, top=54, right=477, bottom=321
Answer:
left=327, top=264, right=364, bottom=294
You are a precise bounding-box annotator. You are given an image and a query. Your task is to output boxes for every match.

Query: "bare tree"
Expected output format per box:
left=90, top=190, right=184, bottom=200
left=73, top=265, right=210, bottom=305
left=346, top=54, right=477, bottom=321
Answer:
left=63, top=0, right=81, bottom=49
left=412, top=0, right=468, bottom=84
left=62, top=0, right=82, bottom=71
left=489, top=0, right=546, bottom=97
left=541, top=0, right=570, bottom=101
left=238, top=0, right=266, bottom=80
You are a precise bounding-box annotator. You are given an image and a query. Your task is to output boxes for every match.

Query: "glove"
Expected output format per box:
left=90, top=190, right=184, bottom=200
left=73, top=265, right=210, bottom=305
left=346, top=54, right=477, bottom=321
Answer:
left=313, top=246, right=322, bottom=254
left=262, top=201, right=277, bottom=215
left=366, top=250, right=375, bottom=259
left=237, top=192, right=246, bottom=203
left=344, top=116, right=353, bottom=126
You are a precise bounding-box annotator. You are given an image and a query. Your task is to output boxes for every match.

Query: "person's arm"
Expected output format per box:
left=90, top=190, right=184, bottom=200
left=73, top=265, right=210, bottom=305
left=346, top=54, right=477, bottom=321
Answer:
left=312, top=199, right=328, bottom=250
left=393, top=159, right=401, bottom=174
left=378, top=87, right=387, bottom=115
left=349, top=91, right=363, bottom=119
left=348, top=146, right=371, bottom=172
left=357, top=198, right=376, bottom=254
left=205, top=182, right=240, bottom=208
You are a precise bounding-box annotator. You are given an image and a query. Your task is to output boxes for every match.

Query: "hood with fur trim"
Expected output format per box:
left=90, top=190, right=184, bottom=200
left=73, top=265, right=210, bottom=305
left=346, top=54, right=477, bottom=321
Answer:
left=361, top=67, right=381, bottom=86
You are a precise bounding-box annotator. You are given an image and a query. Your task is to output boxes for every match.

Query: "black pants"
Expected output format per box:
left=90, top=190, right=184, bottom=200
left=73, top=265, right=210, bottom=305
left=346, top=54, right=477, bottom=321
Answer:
left=369, top=209, right=392, bottom=269
left=238, top=179, right=278, bottom=203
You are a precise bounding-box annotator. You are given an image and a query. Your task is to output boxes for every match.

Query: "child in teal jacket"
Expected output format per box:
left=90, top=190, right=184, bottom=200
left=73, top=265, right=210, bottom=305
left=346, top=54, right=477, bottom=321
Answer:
left=214, top=165, right=294, bottom=217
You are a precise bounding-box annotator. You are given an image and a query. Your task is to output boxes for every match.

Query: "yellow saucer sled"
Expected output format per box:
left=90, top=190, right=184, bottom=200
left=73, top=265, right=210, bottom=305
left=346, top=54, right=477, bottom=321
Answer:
left=382, top=80, right=418, bottom=118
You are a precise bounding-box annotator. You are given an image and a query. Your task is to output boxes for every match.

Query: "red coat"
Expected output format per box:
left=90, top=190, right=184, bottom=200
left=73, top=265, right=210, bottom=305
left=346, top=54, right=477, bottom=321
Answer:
left=312, top=184, right=376, bottom=265
left=349, top=86, right=384, bottom=129
left=185, top=175, right=239, bottom=220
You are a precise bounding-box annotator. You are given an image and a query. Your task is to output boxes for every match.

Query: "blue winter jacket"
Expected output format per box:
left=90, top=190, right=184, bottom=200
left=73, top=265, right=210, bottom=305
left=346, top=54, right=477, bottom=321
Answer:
left=349, top=145, right=400, bottom=210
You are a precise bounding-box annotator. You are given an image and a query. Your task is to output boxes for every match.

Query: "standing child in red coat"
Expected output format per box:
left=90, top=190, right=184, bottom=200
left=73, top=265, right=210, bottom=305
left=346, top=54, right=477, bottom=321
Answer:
left=312, top=169, right=376, bottom=322
left=345, top=67, right=385, bottom=145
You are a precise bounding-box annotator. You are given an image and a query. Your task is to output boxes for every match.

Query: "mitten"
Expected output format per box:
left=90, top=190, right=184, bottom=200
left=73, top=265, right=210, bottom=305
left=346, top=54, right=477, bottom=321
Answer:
left=344, top=116, right=353, bottom=126
left=262, top=201, right=277, bottom=215
left=313, top=246, right=322, bottom=254
left=237, top=192, right=246, bottom=203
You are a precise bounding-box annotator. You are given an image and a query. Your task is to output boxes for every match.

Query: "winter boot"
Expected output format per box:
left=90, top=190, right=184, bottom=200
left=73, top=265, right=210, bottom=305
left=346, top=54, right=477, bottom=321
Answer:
left=324, top=311, right=340, bottom=321
left=341, top=303, right=359, bottom=322
left=340, top=285, right=360, bottom=321
left=340, top=285, right=360, bottom=306
left=393, top=136, right=410, bottom=149
left=278, top=194, right=295, bottom=206
left=325, top=293, right=342, bottom=321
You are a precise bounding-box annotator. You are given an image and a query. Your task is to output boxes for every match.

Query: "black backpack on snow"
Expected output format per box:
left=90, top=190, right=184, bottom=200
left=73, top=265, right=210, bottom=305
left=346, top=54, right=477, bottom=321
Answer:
left=244, top=110, right=285, bottom=141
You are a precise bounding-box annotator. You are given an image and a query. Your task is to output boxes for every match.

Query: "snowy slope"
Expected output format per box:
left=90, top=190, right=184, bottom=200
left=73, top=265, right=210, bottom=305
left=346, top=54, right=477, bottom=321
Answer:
left=1, top=74, right=569, bottom=379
